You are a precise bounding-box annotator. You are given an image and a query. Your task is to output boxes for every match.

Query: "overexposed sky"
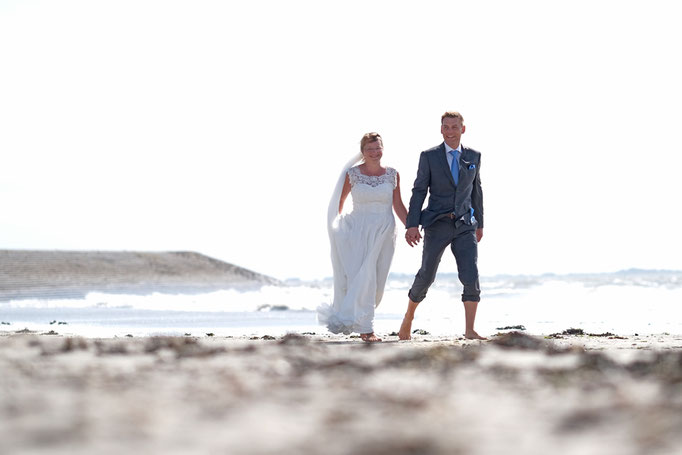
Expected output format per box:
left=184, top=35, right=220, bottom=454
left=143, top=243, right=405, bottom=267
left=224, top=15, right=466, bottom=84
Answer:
left=2, top=0, right=681, bottom=280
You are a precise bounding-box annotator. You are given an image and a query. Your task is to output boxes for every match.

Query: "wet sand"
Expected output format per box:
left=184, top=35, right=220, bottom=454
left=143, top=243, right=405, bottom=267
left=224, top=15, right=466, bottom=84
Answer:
left=2, top=331, right=682, bottom=455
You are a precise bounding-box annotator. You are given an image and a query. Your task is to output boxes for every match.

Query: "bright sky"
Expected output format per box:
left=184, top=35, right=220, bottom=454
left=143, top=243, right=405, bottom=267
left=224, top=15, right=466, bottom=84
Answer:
left=2, top=0, right=681, bottom=280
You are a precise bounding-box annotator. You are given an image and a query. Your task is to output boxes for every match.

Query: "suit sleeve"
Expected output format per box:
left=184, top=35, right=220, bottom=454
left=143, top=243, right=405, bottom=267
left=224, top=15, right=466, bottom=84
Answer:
left=472, top=157, right=484, bottom=228
left=406, top=152, right=430, bottom=229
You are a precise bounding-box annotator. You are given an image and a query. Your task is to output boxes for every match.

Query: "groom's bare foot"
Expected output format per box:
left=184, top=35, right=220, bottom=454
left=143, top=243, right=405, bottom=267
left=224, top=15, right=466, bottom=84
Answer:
left=360, top=333, right=382, bottom=342
left=398, top=317, right=413, bottom=340
left=465, top=330, right=487, bottom=340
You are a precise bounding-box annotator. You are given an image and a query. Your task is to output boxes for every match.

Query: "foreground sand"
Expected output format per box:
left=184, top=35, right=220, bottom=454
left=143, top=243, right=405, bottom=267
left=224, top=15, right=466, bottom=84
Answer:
left=2, top=331, right=682, bottom=455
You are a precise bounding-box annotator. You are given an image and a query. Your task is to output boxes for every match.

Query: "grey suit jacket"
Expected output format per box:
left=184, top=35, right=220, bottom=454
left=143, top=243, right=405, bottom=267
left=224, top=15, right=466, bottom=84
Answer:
left=406, top=143, right=484, bottom=230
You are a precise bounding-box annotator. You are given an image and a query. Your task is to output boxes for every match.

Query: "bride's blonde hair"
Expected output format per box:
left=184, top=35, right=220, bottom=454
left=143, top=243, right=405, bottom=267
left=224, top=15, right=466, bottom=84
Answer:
left=360, top=132, right=383, bottom=152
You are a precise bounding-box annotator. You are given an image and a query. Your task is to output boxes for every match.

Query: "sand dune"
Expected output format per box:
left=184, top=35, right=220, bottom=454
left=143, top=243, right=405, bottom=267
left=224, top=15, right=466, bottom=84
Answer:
left=0, top=250, right=278, bottom=300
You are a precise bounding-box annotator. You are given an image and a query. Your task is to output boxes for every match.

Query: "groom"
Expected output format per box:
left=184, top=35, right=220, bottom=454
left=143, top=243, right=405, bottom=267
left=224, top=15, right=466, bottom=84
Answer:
left=399, top=111, right=485, bottom=340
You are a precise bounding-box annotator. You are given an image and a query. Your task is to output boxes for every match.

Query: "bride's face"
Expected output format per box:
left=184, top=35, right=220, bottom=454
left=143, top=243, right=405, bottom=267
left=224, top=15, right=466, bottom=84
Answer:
left=362, top=141, right=383, bottom=163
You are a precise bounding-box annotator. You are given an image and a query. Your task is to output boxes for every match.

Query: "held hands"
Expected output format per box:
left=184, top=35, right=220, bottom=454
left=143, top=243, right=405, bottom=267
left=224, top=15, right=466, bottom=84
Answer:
left=405, top=227, right=482, bottom=246
left=405, top=227, right=422, bottom=247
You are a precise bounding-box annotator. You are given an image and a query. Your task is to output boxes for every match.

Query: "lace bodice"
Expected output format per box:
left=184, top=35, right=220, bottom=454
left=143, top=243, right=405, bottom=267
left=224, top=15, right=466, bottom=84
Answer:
left=347, top=166, right=397, bottom=188
left=347, top=166, right=396, bottom=212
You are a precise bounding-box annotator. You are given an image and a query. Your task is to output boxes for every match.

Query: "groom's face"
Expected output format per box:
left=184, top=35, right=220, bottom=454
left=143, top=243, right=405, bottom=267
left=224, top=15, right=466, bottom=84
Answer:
left=441, top=117, right=466, bottom=149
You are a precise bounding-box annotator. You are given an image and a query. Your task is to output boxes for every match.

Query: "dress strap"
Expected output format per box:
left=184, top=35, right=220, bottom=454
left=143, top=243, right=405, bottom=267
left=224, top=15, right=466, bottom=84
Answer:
left=347, top=166, right=360, bottom=187
left=386, top=167, right=398, bottom=189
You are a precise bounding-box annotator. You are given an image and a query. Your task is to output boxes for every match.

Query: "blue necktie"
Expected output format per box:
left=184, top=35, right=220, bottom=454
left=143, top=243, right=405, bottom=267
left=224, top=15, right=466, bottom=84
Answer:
left=449, top=150, right=460, bottom=185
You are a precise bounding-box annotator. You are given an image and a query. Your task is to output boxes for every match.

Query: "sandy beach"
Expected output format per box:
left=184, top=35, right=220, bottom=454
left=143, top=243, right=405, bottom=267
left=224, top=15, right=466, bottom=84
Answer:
left=3, top=251, right=682, bottom=453
left=2, top=330, right=682, bottom=455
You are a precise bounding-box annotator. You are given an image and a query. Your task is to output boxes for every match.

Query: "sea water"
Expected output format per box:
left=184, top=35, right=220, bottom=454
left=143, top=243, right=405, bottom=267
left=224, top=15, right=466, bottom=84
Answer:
left=1, top=271, right=681, bottom=337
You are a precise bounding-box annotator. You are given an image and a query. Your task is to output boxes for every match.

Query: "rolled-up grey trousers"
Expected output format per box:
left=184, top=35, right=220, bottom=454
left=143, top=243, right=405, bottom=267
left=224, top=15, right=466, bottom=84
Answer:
left=408, top=217, right=480, bottom=303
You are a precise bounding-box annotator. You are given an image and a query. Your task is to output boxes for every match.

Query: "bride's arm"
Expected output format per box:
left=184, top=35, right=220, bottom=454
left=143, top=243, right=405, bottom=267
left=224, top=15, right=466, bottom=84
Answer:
left=392, top=173, right=408, bottom=227
left=338, top=174, right=351, bottom=214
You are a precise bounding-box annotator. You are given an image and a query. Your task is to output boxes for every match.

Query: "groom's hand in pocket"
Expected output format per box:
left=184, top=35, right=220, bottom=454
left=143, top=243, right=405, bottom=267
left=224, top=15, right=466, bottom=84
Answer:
left=405, top=227, right=422, bottom=247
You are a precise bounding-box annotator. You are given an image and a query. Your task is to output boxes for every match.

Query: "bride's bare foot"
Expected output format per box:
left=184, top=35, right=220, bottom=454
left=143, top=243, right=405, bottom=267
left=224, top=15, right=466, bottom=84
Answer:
left=360, top=333, right=382, bottom=342
left=398, top=317, right=413, bottom=340
left=465, top=330, right=487, bottom=340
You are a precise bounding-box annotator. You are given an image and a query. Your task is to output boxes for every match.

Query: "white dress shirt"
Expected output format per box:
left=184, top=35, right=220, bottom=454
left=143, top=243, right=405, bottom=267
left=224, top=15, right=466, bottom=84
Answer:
left=444, top=143, right=462, bottom=169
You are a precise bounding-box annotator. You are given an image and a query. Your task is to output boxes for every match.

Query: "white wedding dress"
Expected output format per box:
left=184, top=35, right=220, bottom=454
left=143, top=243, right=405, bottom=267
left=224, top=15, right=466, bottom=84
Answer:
left=318, top=165, right=397, bottom=334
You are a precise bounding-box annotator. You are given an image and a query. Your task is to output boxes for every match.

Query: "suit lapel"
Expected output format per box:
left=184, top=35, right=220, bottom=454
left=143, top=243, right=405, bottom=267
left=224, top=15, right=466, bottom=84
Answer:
left=459, top=146, right=472, bottom=166
left=436, top=143, right=456, bottom=187
left=458, top=146, right=478, bottom=189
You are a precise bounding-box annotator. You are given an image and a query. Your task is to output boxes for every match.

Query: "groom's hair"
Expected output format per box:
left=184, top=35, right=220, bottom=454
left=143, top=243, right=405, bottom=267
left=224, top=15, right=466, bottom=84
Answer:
left=360, top=132, right=383, bottom=151
left=441, top=111, right=464, bottom=124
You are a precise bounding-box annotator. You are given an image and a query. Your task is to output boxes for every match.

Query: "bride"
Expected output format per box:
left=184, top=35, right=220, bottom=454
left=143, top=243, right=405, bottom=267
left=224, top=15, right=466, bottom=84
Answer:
left=318, top=133, right=408, bottom=342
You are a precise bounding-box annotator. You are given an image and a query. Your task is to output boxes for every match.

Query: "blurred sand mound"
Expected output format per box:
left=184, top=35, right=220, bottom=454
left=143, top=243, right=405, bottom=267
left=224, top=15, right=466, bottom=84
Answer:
left=0, top=250, right=278, bottom=300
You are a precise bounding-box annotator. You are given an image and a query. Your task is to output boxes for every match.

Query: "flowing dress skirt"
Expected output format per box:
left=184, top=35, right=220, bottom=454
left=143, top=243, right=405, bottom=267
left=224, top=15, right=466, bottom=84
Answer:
left=318, top=206, right=396, bottom=334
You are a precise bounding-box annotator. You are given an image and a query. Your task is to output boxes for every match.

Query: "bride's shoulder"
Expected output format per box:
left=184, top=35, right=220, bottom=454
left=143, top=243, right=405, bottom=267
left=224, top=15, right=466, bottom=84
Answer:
left=385, top=167, right=398, bottom=188
left=346, top=165, right=362, bottom=184
left=347, top=165, right=361, bottom=178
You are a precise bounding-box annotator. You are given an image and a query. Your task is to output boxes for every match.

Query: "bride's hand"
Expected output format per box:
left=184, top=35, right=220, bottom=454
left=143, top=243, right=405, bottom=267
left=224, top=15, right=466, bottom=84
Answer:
left=405, top=227, right=421, bottom=247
